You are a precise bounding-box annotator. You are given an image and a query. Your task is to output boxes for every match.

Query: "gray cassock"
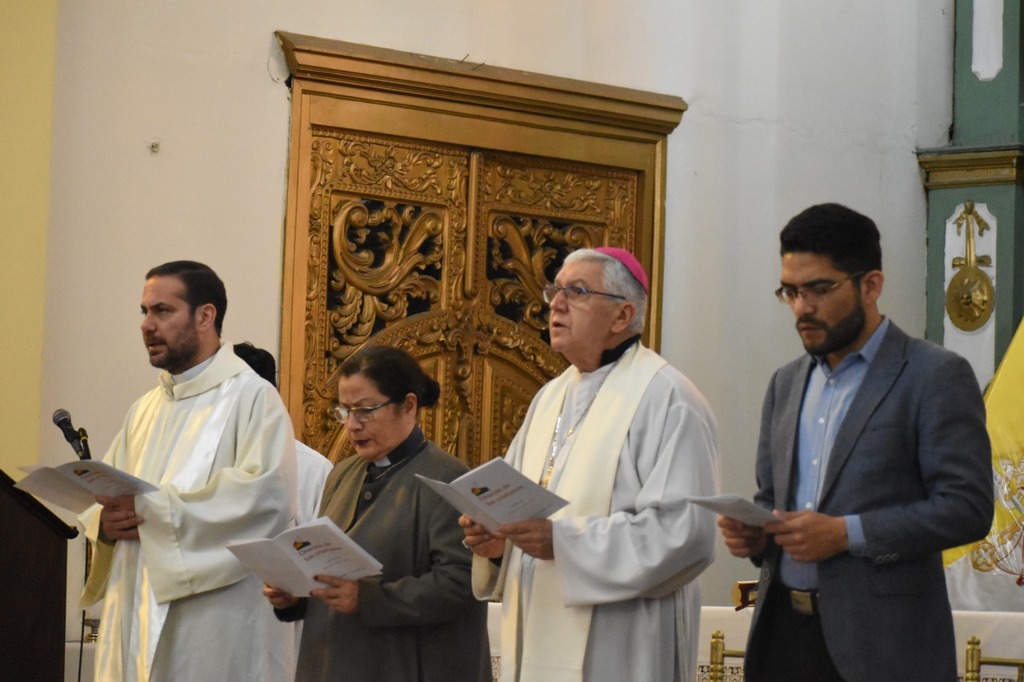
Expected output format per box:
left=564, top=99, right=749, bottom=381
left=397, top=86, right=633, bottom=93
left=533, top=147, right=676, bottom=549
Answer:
left=293, top=438, right=491, bottom=682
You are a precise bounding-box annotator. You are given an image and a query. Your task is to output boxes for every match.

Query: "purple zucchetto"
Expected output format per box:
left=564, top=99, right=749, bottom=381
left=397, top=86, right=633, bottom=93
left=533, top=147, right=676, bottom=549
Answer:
left=595, top=247, right=649, bottom=293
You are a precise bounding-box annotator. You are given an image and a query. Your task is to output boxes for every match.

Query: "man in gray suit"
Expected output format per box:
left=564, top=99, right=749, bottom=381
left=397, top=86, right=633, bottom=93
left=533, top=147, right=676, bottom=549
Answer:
left=719, top=203, right=993, bottom=681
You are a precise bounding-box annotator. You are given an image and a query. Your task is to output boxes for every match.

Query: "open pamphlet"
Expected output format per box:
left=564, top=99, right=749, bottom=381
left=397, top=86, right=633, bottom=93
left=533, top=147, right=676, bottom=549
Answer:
left=226, top=517, right=383, bottom=596
left=683, top=493, right=777, bottom=527
left=15, top=460, right=159, bottom=513
left=415, top=457, right=569, bottom=534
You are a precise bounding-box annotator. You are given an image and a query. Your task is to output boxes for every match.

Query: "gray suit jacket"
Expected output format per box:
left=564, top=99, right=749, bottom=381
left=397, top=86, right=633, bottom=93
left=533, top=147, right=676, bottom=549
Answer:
left=745, top=322, right=992, bottom=682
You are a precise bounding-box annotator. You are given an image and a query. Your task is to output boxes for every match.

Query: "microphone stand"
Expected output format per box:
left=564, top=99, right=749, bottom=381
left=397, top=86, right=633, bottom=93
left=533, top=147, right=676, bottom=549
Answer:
left=77, top=428, right=92, bottom=461
left=62, top=424, right=93, bottom=681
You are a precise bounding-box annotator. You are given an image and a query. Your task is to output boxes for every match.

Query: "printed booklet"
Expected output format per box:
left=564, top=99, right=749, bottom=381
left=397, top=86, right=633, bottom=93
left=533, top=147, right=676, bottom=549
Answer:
left=226, top=517, right=382, bottom=596
left=15, top=460, right=159, bottom=513
left=682, top=493, right=777, bottom=527
left=416, top=457, right=568, bottom=533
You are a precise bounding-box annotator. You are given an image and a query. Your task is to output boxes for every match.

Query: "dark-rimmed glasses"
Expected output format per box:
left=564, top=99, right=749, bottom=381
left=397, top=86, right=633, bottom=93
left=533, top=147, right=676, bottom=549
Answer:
left=774, top=272, right=866, bottom=306
left=332, top=400, right=396, bottom=424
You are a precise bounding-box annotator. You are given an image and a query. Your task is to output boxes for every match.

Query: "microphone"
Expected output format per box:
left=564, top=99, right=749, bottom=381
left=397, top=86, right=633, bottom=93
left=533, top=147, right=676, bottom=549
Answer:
left=52, top=409, right=92, bottom=460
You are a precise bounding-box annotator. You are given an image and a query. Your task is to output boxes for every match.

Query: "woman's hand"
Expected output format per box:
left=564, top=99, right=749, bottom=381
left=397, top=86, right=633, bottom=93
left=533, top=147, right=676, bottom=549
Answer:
left=310, top=575, right=360, bottom=614
left=263, top=584, right=300, bottom=610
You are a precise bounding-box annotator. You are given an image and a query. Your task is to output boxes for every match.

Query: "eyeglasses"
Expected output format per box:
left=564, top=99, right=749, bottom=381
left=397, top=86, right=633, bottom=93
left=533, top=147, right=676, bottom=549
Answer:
left=331, top=400, right=395, bottom=424
left=542, top=284, right=626, bottom=304
left=774, top=272, right=865, bottom=306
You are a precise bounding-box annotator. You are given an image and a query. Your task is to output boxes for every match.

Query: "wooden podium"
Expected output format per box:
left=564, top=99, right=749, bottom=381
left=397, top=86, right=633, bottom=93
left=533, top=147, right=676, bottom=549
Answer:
left=1, top=468, right=79, bottom=682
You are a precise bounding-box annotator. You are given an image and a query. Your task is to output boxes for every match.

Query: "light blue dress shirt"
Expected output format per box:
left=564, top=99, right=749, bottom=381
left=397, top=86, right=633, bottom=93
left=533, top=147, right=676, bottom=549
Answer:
left=779, top=317, right=889, bottom=589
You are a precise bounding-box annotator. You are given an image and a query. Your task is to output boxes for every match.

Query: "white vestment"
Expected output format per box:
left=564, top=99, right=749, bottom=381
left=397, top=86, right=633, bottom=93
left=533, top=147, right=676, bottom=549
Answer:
left=473, top=344, right=720, bottom=682
left=80, top=344, right=298, bottom=682
left=288, top=439, right=332, bottom=658
left=294, top=440, right=332, bottom=524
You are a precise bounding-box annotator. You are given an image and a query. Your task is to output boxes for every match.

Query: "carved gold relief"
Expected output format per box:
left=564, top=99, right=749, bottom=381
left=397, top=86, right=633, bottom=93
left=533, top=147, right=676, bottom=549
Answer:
left=489, top=216, right=589, bottom=332
left=278, top=34, right=680, bottom=467
left=482, top=155, right=637, bottom=336
left=946, top=201, right=994, bottom=332
left=300, top=131, right=466, bottom=455
left=327, top=197, right=443, bottom=344
left=490, top=166, right=603, bottom=214
left=297, top=131, right=641, bottom=464
left=294, top=129, right=644, bottom=466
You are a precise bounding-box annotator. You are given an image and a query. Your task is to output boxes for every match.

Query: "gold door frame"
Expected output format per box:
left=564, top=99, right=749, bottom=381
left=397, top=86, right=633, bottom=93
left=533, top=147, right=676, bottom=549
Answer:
left=277, top=32, right=685, bottom=463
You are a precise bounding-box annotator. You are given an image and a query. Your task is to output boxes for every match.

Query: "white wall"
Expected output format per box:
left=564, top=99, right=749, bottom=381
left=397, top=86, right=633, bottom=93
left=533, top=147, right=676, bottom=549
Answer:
left=43, top=0, right=954, bottom=618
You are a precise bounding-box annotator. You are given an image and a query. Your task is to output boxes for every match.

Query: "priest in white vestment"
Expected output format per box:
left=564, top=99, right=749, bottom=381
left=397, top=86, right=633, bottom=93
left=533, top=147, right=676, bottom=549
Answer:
left=79, top=261, right=297, bottom=682
left=462, top=248, right=721, bottom=682
left=233, top=341, right=332, bottom=524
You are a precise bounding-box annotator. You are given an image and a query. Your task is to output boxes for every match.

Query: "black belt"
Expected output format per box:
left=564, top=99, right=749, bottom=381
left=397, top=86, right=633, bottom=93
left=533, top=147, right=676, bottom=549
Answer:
left=784, top=586, right=820, bottom=616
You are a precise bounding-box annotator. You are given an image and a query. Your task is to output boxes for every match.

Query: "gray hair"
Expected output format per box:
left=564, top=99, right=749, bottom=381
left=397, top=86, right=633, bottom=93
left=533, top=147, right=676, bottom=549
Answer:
left=563, top=248, right=648, bottom=333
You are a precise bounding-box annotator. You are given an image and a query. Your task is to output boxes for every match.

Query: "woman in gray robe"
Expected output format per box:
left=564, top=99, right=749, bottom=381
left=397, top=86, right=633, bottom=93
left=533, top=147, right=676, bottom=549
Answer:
left=265, top=346, right=490, bottom=681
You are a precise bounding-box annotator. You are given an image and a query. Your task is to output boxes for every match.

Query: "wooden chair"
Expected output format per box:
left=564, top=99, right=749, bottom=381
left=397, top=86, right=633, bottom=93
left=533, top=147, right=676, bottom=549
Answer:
left=964, top=635, right=1024, bottom=682
left=709, top=630, right=745, bottom=682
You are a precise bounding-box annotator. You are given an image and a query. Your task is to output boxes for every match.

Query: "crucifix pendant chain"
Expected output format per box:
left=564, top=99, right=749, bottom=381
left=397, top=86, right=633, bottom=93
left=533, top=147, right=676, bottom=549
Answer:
left=540, top=374, right=608, bottom=489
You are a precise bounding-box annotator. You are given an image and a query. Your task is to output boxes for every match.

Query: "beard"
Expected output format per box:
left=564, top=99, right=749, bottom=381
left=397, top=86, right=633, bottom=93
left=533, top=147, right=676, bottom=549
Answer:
left=145, top=323, right=201, bottom=374
left=798, top=303, right=866, bottom=357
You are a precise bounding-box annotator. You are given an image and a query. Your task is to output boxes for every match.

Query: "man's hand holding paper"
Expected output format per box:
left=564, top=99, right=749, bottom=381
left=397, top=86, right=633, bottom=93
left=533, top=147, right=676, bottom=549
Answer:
left=97, top=494, right=144, bottom=541
left=496, top=518, right=554, bottom=560
left=718, top=515, right=769, bottom=559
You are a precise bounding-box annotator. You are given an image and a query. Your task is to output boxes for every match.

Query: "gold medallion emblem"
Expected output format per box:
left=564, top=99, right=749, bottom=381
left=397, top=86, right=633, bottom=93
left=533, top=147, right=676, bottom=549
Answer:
left=945, top=201, right=994, bottom=332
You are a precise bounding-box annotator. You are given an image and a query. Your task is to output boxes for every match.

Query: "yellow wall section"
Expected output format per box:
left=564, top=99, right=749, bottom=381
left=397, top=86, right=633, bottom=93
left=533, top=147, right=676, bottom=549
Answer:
left=0, top=0, right=58, bottom=476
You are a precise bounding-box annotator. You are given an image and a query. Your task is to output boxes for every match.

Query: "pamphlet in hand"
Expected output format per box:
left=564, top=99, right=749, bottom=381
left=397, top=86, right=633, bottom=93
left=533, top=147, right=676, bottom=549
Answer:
left=15, top=460, right=159, bottom=513
left=415, top=457, right=569, bottom=534
left=683, top=493, right=776, bottom=527
left=226, top=517, right=383, bottom=597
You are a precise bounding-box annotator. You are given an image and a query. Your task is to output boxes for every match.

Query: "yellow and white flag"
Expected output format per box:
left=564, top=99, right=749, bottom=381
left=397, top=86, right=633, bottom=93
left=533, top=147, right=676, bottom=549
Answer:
left=944, top=320, right=1024, bottom=611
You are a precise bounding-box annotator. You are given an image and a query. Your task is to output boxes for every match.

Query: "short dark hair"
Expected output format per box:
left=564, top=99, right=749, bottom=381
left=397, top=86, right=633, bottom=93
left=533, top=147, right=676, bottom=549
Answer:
left=146, top=261, right=227, bottom=335
left=780, top=203, right=882, bottom=274
left=339, top=346, right=440, bottom=408
left=233, top=342, right=277, bottom=388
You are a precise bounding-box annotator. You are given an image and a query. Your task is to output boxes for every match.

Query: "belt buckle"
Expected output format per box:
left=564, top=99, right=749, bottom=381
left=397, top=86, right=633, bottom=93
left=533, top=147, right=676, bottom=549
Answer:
left=789, top=589, right=816, bottom=616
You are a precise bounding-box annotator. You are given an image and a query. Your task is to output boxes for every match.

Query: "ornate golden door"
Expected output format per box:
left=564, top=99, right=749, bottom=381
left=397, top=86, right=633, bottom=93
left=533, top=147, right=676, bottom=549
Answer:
left=277, top=34, right=684, bottom=465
